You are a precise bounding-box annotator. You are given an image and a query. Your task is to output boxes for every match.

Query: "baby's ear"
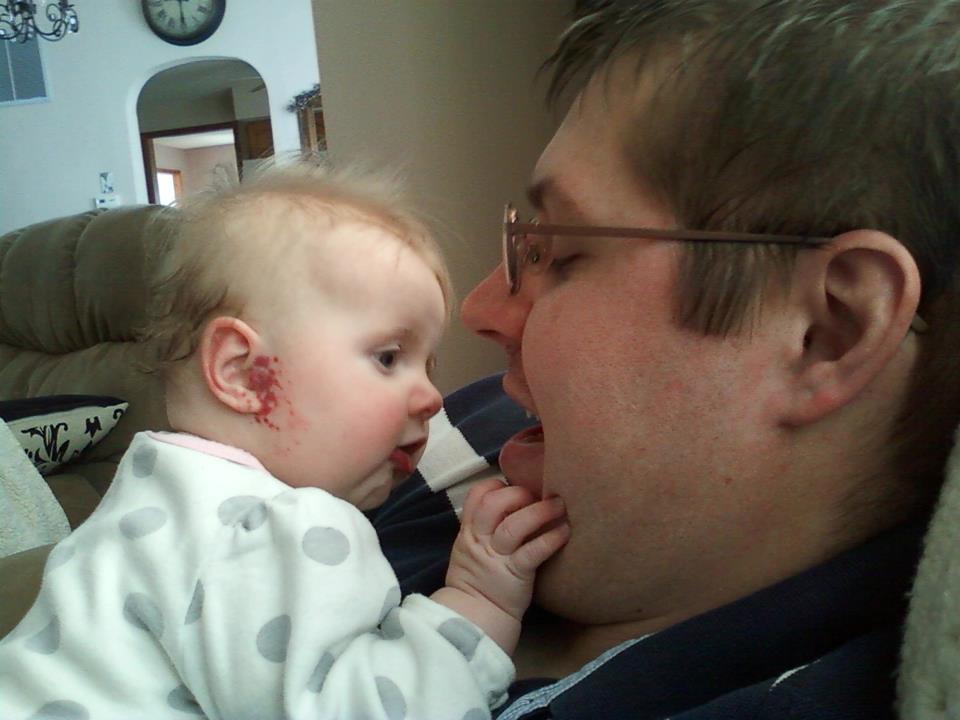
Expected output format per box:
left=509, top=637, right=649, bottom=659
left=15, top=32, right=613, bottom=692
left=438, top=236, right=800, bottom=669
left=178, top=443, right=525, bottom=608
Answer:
left=199, top=316, right=267, bottom=415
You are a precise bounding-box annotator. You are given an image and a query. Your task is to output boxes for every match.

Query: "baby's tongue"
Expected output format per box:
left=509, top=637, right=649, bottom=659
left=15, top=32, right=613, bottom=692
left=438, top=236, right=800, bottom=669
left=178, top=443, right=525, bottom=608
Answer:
left=389, top=449, right=413, bottom=475
left=498, top=424, right=545, bottom=497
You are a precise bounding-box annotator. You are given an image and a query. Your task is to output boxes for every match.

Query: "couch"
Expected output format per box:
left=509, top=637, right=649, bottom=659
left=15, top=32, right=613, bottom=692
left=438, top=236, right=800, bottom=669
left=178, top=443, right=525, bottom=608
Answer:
left=0, top=205, right=958, bottom=717
left=0, top=206, right=172, bottom=637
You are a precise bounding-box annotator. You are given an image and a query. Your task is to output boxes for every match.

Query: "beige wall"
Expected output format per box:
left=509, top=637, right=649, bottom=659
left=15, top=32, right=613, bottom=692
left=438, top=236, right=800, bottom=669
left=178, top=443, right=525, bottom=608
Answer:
left=152, top=144, right=239, bottom=198
left=181, top=145, right=239, bottom=196
left=139, top=90, right=237, bottom=135
left=153, top=144, right=188, bottom=177
left=312, top=0, right=572, bottom=394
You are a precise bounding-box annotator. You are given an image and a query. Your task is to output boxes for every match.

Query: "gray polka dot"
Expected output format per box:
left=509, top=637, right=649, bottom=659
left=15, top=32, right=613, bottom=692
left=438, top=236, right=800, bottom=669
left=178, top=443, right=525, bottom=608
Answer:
left=184, top=581, right=203, bottom=624
left=28, top=700, right=89, bottom=719
left=26, top=617, right=60, bottom=654
left=379, top=585, right=401, bottom=623
left=438, top=617, right=482, bottom=661
left=218, top=495, right=268, bottom=530
left=257, top=615, right=291, bottom=663
left=44, top=543, right=76, bottom=574
left=123, top=593, right=165, bottom=637
left=301, top=526, right=350, bottom=565
left=131, top=443, right=158, bottom=478
left=167, top=684, right=204, bottom=715
left=462, top=710, right=488, bottom=720
left=376, top=676, right=407, bottom=720
left=120, top=507, right=167, bottom=539
left=306, top=651, right=336, bottom=693
left=379, top=609, right=405, bottom=640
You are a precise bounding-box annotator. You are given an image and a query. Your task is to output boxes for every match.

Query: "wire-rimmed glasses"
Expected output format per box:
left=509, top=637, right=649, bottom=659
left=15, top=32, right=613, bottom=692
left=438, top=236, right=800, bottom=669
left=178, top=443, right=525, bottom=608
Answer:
left=502, top=202, right=835, bottom=295
left=501, top=203, right=928, bottom=332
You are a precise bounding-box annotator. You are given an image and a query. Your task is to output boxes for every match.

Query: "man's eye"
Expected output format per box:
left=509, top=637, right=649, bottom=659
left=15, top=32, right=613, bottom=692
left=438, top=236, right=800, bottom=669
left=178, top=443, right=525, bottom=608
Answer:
left=375, top=348, right=400, bottom=370
left=549, top=254, right=580, bottom=278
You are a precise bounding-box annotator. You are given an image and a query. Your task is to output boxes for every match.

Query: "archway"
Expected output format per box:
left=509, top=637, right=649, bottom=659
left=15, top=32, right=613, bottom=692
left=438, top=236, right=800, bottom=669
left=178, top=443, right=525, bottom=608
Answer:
left=137, top=59, right=271, bottom=204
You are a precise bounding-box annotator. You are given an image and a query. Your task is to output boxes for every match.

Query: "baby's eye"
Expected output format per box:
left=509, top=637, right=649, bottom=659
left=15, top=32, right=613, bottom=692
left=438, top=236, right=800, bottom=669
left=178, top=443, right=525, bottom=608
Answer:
left=375, top=347, right=401, bottom=371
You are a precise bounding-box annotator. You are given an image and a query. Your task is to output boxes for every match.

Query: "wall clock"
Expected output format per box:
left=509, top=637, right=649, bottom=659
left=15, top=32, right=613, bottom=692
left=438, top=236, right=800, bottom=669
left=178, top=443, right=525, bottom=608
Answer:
left=141, top=0, right=226, bottom=46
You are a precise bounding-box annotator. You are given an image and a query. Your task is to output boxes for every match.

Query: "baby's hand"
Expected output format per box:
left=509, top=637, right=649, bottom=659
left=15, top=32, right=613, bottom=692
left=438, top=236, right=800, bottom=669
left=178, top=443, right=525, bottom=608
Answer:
left=446, top=478, right=570, bottom=623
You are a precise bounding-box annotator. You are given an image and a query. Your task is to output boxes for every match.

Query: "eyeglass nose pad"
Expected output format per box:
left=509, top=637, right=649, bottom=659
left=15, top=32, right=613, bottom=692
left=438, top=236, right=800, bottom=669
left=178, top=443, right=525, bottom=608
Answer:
left=523, top=235, right=551, bottom=274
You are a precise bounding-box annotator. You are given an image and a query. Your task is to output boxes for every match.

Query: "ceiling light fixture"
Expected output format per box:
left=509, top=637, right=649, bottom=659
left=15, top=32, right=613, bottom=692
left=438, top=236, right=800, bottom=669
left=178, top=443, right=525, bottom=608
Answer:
left=0, top=1, right=78, bottom=43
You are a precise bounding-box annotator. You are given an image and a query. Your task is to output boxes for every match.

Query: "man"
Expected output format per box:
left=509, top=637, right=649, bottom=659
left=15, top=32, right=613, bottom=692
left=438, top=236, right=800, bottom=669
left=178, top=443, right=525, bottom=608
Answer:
left=374, top=2, right=960, bottom=717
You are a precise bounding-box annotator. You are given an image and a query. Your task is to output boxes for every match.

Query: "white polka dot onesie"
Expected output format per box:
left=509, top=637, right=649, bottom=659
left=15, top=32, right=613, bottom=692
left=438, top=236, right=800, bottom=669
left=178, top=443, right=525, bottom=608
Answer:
left=0, top=432, right=513, bottom=719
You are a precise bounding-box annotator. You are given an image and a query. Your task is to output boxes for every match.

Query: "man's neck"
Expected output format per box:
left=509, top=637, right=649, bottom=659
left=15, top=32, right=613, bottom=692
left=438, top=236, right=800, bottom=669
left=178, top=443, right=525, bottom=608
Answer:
left=511, top=508, right=912, bottom=682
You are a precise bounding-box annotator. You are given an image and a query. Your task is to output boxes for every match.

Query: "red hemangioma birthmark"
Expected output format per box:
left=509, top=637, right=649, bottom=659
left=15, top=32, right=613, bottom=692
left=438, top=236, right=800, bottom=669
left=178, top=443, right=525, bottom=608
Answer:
left=250, top=355, right=282, bottom=430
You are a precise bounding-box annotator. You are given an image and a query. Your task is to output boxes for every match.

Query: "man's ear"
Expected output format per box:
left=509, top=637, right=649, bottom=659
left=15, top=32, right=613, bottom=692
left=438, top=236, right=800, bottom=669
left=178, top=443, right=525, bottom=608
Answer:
left=782, top=229, right=922, bottom=426
left=199, top=316, right=266, bottom=415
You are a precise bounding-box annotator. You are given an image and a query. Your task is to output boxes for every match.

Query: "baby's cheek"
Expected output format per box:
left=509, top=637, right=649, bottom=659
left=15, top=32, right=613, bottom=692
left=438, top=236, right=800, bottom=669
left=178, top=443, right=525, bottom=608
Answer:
left=352, top=403, right=408, bottom=443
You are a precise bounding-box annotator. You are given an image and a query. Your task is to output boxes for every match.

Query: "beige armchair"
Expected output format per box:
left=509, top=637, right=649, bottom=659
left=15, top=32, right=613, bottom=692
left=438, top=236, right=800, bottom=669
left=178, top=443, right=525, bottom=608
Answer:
left=0, top=206, right=171, bottom=635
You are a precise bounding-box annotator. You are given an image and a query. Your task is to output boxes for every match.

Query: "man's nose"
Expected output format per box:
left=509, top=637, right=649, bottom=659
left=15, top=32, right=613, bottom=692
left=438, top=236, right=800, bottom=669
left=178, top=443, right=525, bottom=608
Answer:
left=460, top=264, right=531, bottom=349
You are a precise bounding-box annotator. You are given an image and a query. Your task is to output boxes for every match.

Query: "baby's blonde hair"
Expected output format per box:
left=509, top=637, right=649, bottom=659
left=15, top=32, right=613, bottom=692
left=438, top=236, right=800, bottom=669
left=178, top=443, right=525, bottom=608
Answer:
left=139, top=156, right=453, bottom=376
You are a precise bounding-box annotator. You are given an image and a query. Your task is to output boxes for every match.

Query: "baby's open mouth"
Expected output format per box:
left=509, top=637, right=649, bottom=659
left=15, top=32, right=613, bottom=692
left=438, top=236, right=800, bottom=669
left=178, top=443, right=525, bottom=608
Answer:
left=389, top=439, right=426, bottom=475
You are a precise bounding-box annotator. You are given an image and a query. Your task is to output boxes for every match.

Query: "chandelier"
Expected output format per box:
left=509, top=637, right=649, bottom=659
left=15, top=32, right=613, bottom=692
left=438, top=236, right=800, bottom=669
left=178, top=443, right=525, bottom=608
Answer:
left=0, top=1, right=78, bottom=43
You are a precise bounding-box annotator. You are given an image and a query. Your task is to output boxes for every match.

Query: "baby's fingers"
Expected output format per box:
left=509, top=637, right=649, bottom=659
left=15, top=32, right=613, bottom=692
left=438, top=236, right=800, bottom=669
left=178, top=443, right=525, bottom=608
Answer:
left=512, top=522, right=571, bottom=575
left=469, top=484, right=537, bottom=537
left=460, top=478, right=510, bottom=527
left=491, top=496, right=566, bottom=555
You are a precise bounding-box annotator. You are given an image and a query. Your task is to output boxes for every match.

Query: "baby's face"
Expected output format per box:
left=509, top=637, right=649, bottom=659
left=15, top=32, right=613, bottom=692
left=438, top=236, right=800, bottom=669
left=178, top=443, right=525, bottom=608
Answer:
left=247, top=219, right=446, bottom=509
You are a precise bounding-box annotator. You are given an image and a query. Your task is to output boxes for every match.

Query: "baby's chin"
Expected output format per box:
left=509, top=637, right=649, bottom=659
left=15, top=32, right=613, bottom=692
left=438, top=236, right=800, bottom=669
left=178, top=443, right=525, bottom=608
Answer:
left=355, top=487, right=390, bottom=511
left=352, top=466, right=413, bottom=511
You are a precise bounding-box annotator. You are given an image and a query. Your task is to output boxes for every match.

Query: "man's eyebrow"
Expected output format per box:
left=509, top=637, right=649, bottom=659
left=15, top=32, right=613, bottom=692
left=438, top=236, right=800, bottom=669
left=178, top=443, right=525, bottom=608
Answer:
left=526, top=178, right=583, bottom=220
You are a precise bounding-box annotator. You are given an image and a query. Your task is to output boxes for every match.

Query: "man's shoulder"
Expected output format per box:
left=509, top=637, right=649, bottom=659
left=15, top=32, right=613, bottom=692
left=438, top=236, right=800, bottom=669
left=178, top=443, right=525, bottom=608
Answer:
left=494, top=629, right=902, bottom=719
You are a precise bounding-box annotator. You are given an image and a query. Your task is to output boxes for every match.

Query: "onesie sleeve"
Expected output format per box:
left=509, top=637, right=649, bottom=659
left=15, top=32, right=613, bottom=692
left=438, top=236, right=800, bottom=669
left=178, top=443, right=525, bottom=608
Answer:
left=173, top=487, right=513, bottom=720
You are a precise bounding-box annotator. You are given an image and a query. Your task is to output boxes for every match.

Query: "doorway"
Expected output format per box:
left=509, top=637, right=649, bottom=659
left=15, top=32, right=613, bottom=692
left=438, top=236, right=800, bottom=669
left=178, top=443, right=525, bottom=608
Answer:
left=140, top=123, right=240, bottom=204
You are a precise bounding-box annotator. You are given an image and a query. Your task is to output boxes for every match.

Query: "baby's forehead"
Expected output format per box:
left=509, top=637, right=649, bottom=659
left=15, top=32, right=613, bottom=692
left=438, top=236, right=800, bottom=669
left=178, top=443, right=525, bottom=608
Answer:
left=220, top=191, right=447, bottom=309
left=227, top=196, right=427, bottom=280
left=231, top=192, right=407, bottom=248
left=230, top=192, right=338, bottom=238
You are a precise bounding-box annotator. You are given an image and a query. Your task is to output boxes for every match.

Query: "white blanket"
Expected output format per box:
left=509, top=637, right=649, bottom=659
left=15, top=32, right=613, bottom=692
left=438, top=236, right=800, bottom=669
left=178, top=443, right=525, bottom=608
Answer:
left=898, top=424, right=960, bottom=719
left=0, top=418, right=70, bottom=557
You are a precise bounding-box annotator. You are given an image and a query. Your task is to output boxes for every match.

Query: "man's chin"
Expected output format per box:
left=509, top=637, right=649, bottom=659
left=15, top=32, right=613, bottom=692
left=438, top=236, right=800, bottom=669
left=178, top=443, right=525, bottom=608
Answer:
left=499, top=424, right=545, bottom=497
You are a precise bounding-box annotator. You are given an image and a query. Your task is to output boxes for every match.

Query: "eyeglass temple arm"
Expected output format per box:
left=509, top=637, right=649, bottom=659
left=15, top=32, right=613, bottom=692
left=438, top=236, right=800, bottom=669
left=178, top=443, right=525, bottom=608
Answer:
left=508, top=221, right=831, bottom=246
left=509, top=220, right=927, bottom=331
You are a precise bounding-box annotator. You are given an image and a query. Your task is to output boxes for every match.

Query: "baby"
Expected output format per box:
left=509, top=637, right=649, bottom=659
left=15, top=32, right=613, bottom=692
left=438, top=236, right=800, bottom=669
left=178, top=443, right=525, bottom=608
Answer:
left=0, top=161, right=569, bottom=719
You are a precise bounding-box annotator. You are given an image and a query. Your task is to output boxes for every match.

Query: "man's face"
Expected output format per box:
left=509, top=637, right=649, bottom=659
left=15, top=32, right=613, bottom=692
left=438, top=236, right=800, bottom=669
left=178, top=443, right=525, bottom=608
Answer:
left=251, top=220, right=446, bottom=510
left=461, top=71, right=792, bottom=627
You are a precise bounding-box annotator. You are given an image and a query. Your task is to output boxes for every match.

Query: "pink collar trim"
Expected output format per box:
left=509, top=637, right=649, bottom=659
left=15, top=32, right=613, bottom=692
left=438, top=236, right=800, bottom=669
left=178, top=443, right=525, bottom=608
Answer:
left=145, top=431, right=267, bottom=471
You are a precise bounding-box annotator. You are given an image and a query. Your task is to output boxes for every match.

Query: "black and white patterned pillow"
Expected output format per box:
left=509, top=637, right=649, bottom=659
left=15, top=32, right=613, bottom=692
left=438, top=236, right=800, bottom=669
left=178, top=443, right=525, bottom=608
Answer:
left=0, top=395, right=129, bottom=474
